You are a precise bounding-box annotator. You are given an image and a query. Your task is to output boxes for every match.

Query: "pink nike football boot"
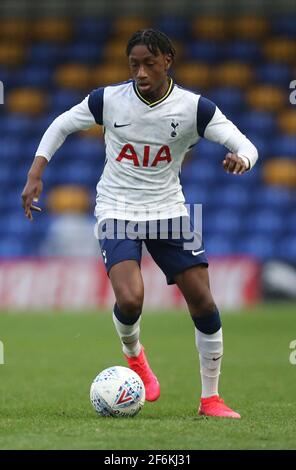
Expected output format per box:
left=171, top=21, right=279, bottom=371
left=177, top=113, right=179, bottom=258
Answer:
left=198, top=395, right=241, bottom=419
left=125, top=346, right=160, bottom=402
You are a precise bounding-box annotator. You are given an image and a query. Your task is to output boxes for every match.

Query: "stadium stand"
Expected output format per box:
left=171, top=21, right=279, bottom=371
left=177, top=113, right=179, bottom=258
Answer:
left=0, top=15, right=295, bottom=261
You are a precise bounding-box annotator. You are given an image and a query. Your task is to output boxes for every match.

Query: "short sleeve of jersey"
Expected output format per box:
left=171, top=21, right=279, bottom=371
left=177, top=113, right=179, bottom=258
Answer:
left=88, top=87, right=104, bottom=125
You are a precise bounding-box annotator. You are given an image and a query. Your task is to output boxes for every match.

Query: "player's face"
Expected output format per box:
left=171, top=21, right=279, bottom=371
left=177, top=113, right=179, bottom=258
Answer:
left=128, top=45, right=172, bottom=100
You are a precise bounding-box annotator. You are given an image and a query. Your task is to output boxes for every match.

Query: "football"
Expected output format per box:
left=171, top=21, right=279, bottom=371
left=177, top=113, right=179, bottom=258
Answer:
left=90, top=366, right=145, bottom=417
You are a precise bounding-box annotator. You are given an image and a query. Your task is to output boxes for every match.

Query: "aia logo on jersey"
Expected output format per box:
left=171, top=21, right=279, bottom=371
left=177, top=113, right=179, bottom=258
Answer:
left=115, top=387, right=134, bottom=405
left=116, top=144, right=172, bottom=167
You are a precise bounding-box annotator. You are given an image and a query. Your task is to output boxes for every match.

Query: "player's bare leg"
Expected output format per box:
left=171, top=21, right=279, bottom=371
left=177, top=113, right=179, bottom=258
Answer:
left=109, top=260, right=160, bottom=401
left=175, top=265, right=240, bottom=418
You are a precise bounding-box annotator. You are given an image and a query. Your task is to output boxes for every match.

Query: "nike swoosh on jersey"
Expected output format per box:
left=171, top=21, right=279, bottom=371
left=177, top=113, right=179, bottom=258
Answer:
left=114, top=122, right=131, bottom=128
left=192, top=249, right=205, bottom=256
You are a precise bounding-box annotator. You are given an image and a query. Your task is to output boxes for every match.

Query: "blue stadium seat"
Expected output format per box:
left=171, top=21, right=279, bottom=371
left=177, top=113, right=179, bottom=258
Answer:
left=205, top=209, right=243, bottom=235
left=256, top=63, right=292, bottom=86
left=62, top=42, right=103, bottom=64
left=0, top=114, right=33, bottom=137
left=14, top=66, right=53, bottom=88
left=185, top=41, right=221, bottom=62
left=210, top=184, right=249, bottom=209
left=236, top=235, right=276, bottom=260
left=270, top=136, right=296, bottom=158
left=251, top=187, right=294, bottom=210
left=244, top=210, right=283, bottom=235
left=272, top=16, right=296, bottom=37
left=208, top=87, right=245, bottom=114
left=49, top=90, right=83, bottom=113
left=242, top=132, right=270, bottom=160
left=278, top=236, right=296, bottom=262
left=239, top=111, right=277, bottom=137
left=205, top=234, right=235, bottom=256
left=180, top=160, right=217, bottom=185
left=28, top=43, right=61, bottom=65
left=75, top=18, right=112, bottom=41
left=0, top=237, right=28, bottom=257
left=155, top=17, right=190, bottom=40
left=183, top=184, right=210, bottom=206
left=225, top=41, right=262, bottom=62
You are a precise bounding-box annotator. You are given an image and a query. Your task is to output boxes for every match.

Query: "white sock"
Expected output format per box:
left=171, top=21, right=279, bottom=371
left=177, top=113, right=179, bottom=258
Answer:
left=195, top=327, right=223, bottom=398
left=112, top=312, right=142, bottom=357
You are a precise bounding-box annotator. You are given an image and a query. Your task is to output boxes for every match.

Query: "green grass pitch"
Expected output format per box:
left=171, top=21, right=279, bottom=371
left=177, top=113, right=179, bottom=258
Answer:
left=0, top=304, right=295, bottom=450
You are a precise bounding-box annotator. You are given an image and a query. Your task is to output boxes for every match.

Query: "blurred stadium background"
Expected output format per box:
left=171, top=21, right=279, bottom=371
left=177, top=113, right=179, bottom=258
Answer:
left=0, top=0, right=296, bottom=311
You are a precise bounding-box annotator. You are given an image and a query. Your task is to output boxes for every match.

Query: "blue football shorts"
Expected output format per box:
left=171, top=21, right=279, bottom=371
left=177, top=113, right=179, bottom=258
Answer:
left=97, top=216, right=208, bottom=285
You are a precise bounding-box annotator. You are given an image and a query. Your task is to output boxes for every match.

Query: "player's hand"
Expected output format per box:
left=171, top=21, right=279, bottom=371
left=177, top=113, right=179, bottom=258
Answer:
left=21, top=175, right=43, bottom=221
left=222, top=153, right=249, bottom=175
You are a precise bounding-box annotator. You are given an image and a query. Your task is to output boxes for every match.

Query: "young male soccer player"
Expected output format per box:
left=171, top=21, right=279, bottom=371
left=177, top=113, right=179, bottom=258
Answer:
left=22, top=29, right=258, bottom=418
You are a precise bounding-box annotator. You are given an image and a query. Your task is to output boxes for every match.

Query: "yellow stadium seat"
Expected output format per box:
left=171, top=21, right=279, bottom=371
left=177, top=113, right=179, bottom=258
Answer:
left=278, top=110, right=296, bottom=135
left=104, top=40, right=128, bottom=63
left=0, top=19, right=32, bottom=41
left=79, top=125, right=104, bottom=140
left=263, top=159, right=296, bottom=188
left=247, top=85, right=286, bottom=112
left=112, top=17, right=150, bottom=38
left=232, top=16, right=269, bottom=39
left=47, top=186, right=91, bottom=214
left=92, top=64, right=130, bottom=87
left=263, top=38, right=296, bottom=64
left=33, top=18, right=73, bottom=42
left=215, top=62, right=253, bottom=88
left=174, top=62, right=211, bottom=89
left=55, top=64, right=91, bottom=90
left=7, top=88, right=47, bottom=115
left=192, top=17, right=228, bottom=40
left=0, top=43, right=26, bottom=67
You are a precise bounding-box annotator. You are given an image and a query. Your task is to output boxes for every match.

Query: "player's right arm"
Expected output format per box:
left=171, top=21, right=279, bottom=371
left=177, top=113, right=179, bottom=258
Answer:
left=21, top=90, right=103, bottom=220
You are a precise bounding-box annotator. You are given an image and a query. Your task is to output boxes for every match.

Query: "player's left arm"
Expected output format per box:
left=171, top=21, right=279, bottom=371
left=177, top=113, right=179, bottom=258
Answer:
left=197, top=97, right=258, bottom=175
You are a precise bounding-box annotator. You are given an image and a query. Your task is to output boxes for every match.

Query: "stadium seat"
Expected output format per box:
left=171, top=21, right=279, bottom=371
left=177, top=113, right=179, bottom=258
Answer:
left=208, top=87, right=245, bottom=114
left=47, top=186, right=91, bottom=214
left=246, top=85, right=286, bottom=112
left=174, top=62, right=211, bottom=89
left=225, top=41, right=262, bottom=63
left=278, top=236, right=296, bottom=261
left=211, top=185, right=249, bottom=209
left=155, top=16, right=190, bottom=40
left=185, top=41, right=221, bottom=63
left=0, top=19, right=32, bottom=41
left=206, top=209, right=243, bottom=235
left=244, top=210, right=283, bottom=236
left=263, top=159, right=296, bottom=188
left=256, top=63, right=292, bottom=86
left=239, top=111, right=277, bottom=137
left=7, top=88, right=48, bottom=116
left=232, top=16, right=269, bottom=39
left=28, top=43, right=62, bottom=65
left=214, top=62, right=254, bottom=88
left=236, top=235, right=276, bottom=260
left=55, top=64, right=91, bottom=90
left=75, top=18, right=112, bottom=41
left=263, top=37, right=296, bottom=64
left=0, top=43, right=26, bottom=67
left=278, top=110, right=296, bottom=135
left=205, top=235, right=234, bottom=256
left=104, top=39, right=129, bottom=64
left=33, top=19, right=73, bottom=43
left=112, top=17, right=150, bottom=38
left=14, top=65, right=53, bottom=88
left=91, top=64, right=130, bottom=87
left=269, top=136, right=296, bottom=157
left=62, top=42, right=104, bottom=64
left=251, top=186, right=294, bottom=210
left=272, top=16, right=296, bottom=37
left=191, top=17, right=228, bottom=41
left=49, top=89, right=84, bottom=113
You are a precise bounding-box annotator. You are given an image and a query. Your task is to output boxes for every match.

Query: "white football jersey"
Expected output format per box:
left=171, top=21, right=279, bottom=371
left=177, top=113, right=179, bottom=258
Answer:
left=36, top=78, right=258, bottom=222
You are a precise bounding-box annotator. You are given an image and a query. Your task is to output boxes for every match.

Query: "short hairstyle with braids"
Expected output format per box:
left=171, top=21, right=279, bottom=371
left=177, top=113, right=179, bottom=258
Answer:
left=126, top=29, right=176, bottom=61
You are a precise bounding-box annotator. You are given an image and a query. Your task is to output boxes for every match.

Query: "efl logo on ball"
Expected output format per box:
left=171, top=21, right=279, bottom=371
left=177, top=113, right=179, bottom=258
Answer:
left=90, top=366, right=145, bottom=417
